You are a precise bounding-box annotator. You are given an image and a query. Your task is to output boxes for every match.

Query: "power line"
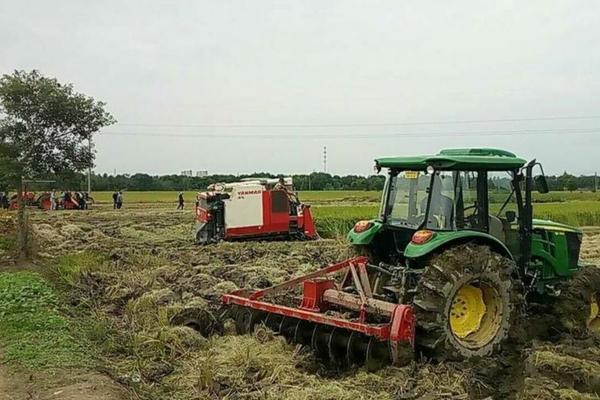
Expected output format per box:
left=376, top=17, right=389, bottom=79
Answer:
left=113, top=114, right=600, bottom=129
left=98, top=127, right=600, bottom=139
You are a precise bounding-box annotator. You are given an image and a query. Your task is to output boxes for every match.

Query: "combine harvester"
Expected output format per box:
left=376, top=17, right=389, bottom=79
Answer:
left=194, top=177, right=318, bottom=244
left=212, top=148, right=600, bottom=369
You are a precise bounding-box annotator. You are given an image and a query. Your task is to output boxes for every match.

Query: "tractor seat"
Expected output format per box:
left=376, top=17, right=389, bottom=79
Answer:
left=488, top=215, right=506, bottom=243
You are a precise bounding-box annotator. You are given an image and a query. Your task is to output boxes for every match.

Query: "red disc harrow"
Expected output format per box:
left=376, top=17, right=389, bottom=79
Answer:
left=222, top=256, right=416, bottom=369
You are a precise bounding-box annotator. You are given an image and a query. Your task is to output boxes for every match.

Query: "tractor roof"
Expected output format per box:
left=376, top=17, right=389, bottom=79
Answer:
left=375, top=148, right=527, bottom=171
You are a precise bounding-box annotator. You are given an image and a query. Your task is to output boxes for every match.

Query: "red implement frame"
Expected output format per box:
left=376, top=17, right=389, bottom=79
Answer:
left=222, top=257, right=415, bottom=346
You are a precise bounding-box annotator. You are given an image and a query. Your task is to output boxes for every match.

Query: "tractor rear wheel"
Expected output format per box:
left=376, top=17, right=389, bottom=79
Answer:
left=554, top=265, right=600, bottom=336
left=413, top=244, right=523, bottom=360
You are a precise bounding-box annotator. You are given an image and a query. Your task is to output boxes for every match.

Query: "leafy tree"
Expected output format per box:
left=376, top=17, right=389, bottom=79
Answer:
left=566, top=177, right=578, bottom=192
left=557, top=172, right=576, bottom=192
left=0, top=70, right=115, bottom=257
left=0, top=70, right=115, bottom=178
left=0, top=142, right=21, bottom=191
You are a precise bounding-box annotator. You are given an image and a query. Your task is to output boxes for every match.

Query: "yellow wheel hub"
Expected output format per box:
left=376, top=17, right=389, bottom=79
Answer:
left=588, top=296, right=600, bottom=332
left=450, top=285, right=486, bottom=339
left=448, top=281, right=504, bottom=348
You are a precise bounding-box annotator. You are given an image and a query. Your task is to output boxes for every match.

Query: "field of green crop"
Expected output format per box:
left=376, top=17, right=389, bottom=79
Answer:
left=89, top=190, right=383, bottom=204
left=88, top=190, right=600, bottom=238
left=90, top=190, right=600, bottom=204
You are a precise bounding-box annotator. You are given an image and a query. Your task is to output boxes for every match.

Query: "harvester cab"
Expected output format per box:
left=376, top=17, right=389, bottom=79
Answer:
left=195, top=177, right=318, bottom=244
left=206, top=149, right=599, bottom=371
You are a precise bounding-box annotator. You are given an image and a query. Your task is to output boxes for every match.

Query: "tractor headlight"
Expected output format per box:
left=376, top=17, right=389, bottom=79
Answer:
left=411, top=229, right=435, bottom=245
left=353, top=220, right=373, bottom=233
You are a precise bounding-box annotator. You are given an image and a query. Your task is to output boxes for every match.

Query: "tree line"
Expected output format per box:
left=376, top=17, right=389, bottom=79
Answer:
left=12, top=170, right=598, bottom=193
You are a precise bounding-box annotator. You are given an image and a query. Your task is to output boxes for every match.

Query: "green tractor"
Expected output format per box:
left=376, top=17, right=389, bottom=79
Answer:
left=345, top=148, right=600, bottom=358
left=216, top=148, right=600, bottom=367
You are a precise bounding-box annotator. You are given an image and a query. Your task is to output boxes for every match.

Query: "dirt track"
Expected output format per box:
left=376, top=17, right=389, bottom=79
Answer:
left=8, top=205, right=600, bottom=399
left=0, top=366, right=124, bottom=400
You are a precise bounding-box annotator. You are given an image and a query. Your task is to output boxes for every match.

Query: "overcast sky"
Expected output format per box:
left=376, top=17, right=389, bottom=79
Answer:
left=1, top=1, right=599, bottom=176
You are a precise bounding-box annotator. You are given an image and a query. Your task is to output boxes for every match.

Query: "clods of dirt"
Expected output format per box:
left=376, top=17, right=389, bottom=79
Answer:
left=24, top=206, right=600, bottom=399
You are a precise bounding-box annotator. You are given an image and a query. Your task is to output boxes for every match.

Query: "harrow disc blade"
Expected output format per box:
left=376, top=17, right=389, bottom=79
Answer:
left=327, top=328, right=351, bottom=366
left=390, top=340, right=415, bottom=367
left=235, top=308, right=264, bottom=334
left=170, top=305, right=223, bottom=337
left=365, top=337, right=391, bottom=372
left=346, top=331, right=368, bottom=366
left=293, top=319, right=315, bottom=345
left=279, top=317, right=297, bottom=341
left=311, top=324, right=335, bottom=361
left=263, top=313, right=284, bottom=332
left=218, top=305, right=235, bottom=321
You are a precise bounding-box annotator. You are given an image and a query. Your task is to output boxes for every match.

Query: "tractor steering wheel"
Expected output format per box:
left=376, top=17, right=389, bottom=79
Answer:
left=463, top=204, right=477, bottom=212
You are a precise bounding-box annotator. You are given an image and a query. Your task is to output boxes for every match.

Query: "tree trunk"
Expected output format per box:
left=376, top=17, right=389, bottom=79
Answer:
left=16, top=177, right=30, bottom=260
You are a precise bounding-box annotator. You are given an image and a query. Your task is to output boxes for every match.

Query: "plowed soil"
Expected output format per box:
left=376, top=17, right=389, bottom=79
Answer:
left=19, top=205, right=600, bottom=399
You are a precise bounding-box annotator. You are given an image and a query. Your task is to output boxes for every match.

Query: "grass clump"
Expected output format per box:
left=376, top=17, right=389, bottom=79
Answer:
left=50, top=251, right=107, bottom=288
left=0, top=271, right=90, bottom=369
left=167, top=325, right=471, bottom=400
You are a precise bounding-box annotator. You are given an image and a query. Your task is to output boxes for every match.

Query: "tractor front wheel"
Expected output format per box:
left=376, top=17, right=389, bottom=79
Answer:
left=413, top=244, right=523, bottom=360
left=554, top=265, right=600, bottom=336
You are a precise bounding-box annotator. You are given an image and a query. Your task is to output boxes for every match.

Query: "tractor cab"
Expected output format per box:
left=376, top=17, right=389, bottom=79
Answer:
left=348, top=148, right=582, bottom=293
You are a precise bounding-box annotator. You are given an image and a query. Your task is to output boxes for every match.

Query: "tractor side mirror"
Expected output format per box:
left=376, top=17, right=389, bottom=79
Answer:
left=534, top=175, right=549, bottom=194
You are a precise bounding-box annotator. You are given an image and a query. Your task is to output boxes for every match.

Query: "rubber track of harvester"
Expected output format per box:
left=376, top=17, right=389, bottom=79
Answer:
left=412, top=244, right=524, bottom=360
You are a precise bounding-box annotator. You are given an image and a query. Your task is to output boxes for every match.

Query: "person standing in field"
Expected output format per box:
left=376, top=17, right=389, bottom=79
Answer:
left=50, top=189, right=56, bottom=210
left=177, top=192, right=184, bottom=210
left=74, top=191, right=82, bottom=209
left=274, top=177, right=300, bottom=214
left=116, top=191, right=123, bottom=209
left=112, top=191, right=118, bottom=209
left=84, top=192, right=90, bottom=209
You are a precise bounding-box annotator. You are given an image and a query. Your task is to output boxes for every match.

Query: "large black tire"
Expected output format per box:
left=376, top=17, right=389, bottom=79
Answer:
left=554, top=265, right=600, bottom=336
left=413, top=243, right=523, bottom=360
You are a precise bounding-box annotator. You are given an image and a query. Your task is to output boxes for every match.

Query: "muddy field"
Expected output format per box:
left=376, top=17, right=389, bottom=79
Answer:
left=12, top=205, right=600, bottom=399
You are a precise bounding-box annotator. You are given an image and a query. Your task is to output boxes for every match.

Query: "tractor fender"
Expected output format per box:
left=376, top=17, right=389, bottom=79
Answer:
left=404, top=230, right=514, bottom=261
left=347, top=220, right=383, bottom=245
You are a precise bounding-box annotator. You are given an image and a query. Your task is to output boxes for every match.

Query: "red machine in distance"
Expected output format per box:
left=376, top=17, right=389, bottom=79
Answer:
left=8, top=191, right=91, bottom=211
left=195, top=177, right=318, bottom=244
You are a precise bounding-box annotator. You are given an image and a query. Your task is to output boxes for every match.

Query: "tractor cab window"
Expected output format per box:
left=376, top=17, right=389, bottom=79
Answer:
left=426, top=171, right=486, bottom=231
left=488, top=172, right=519, bottom=222
left=387, top=171, right=430, bottom=228
left=488, top=171, right=520, bottom=246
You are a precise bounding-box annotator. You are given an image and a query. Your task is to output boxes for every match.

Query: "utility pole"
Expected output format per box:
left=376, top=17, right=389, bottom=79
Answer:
left=323, top=146, right=327, bottom=173
left=87, top=139, right=92, bottom=194
left=595, top=172, right=598, bottom=193
left=17, top=176, right=27, bottom=260
left=18, top=178, right=54, bottom=259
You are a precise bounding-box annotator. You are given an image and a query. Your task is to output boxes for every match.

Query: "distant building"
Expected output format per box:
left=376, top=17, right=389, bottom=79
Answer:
left=196, top=170, right=208, bottom=177
left=180, top=170, right=193, bottom=177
